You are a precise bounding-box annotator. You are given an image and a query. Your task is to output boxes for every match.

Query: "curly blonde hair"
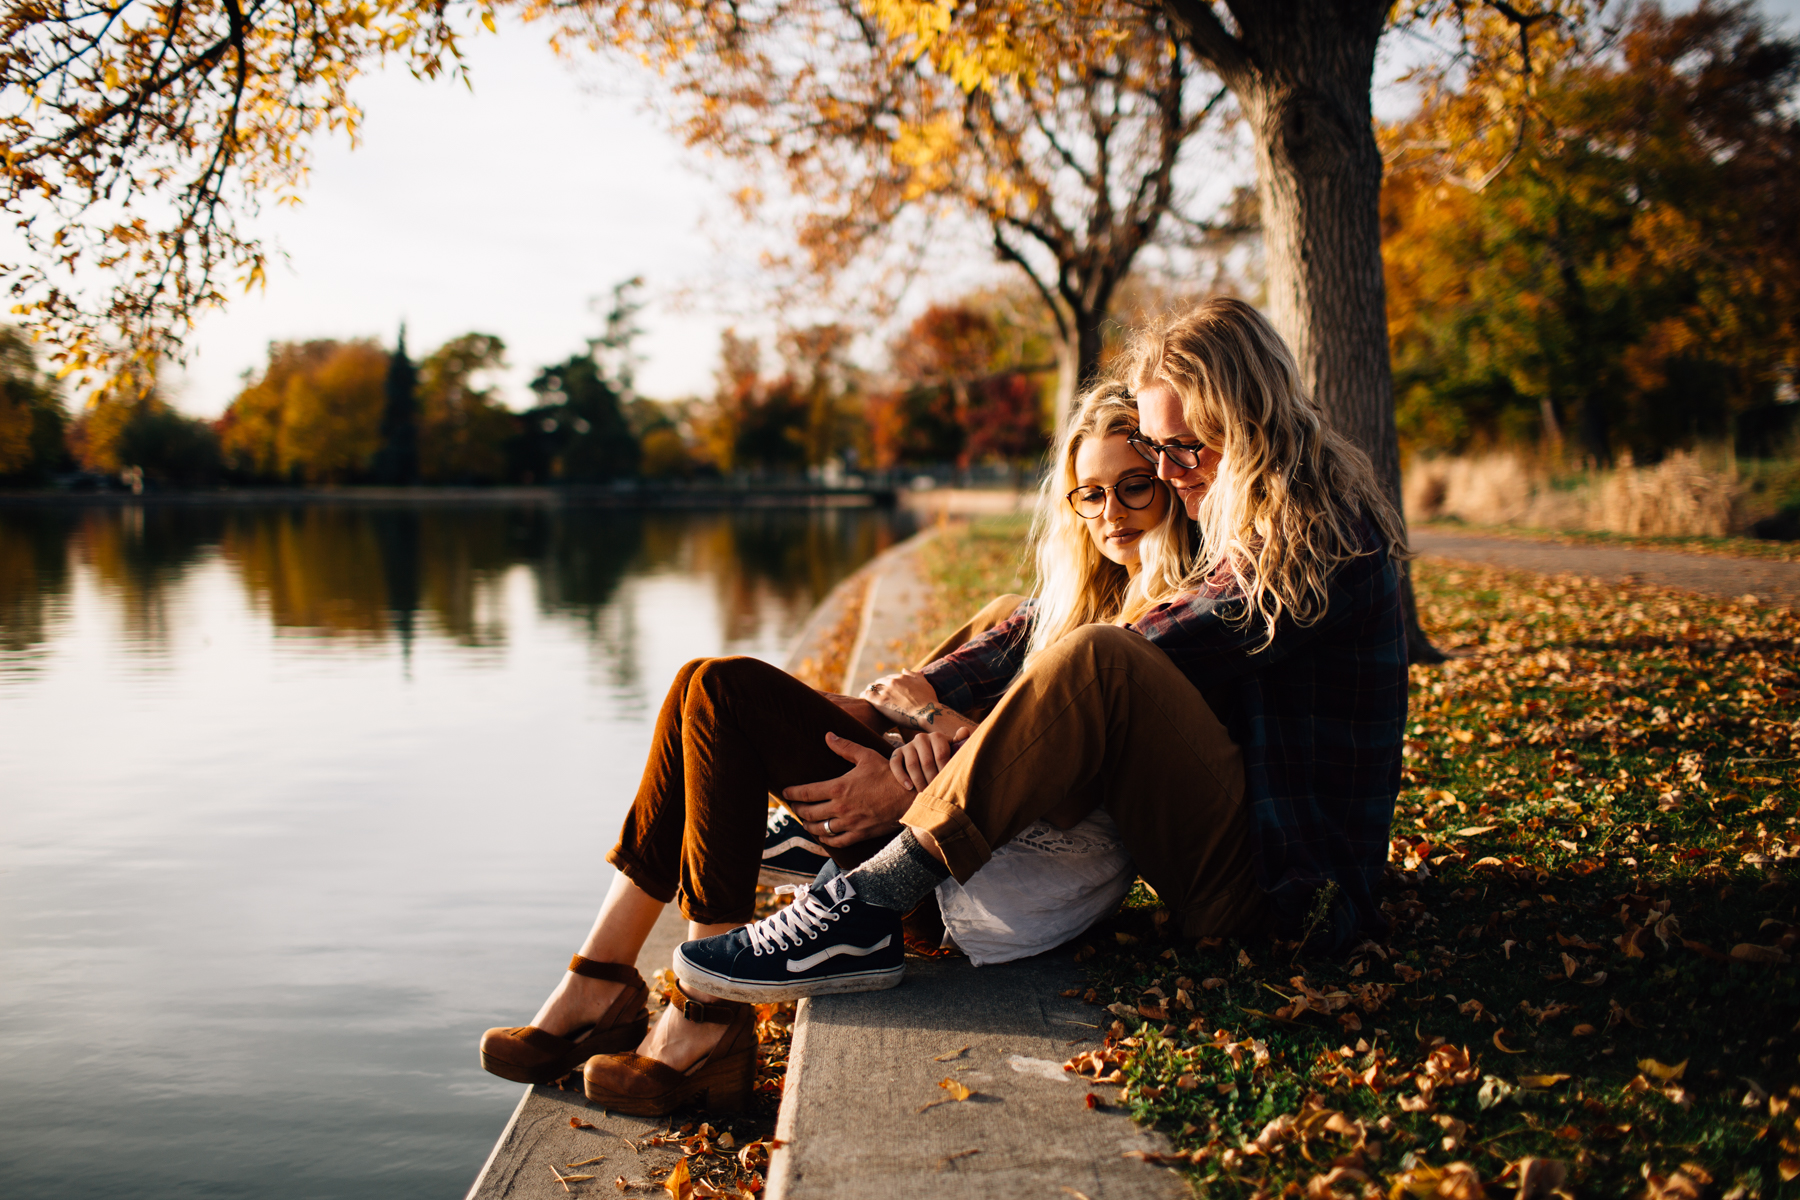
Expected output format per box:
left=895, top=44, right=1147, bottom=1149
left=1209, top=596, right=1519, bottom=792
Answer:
left=1025, top=382, right=1192, bottom=662
left=1125, top=297, right=1407, bottom=647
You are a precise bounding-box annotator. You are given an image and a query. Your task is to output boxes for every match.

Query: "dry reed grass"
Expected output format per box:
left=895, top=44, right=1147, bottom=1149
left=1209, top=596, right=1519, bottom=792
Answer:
left=1405, top=451, right=1747, bottom=537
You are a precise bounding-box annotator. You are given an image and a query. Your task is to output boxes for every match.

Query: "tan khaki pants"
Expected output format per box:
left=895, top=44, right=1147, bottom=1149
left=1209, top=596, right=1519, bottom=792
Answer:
left=902, top=622, right=1268, bottom=939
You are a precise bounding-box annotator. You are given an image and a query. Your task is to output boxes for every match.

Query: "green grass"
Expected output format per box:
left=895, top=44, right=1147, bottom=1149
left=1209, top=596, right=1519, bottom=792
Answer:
left=910, top=524, right=1800, bottom=1198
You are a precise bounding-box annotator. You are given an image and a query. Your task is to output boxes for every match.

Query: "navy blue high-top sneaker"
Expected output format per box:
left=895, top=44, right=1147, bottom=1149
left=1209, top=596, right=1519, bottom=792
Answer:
left=674, top=875, right=904, bottom=1002
left=759, top=807, right=832, bottom=887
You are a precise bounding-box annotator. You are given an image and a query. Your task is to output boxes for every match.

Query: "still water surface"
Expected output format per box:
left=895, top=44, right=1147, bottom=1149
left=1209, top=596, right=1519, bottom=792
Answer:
left=0, top=502, right=913, bottom=1199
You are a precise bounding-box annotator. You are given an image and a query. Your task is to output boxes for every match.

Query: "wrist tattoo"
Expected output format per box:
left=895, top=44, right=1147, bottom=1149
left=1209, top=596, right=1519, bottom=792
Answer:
left=915, top=703, right=944, bottom=728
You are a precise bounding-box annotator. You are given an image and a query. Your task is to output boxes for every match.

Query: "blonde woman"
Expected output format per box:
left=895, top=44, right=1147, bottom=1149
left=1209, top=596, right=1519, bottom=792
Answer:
left=866, top=382, right=1193, bottom=790
left=480, top=385, right=1189, bottom=1115
left=675, top=297, right=1408, bottom=1004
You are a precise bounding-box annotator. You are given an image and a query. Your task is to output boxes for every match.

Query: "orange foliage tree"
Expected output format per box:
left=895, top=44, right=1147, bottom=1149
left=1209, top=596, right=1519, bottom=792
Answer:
left=868, top=303, right=1048, bottom=470
left=1383, top=2, right=1800, bottom=463
left=219, top=339, right=389, bottom=483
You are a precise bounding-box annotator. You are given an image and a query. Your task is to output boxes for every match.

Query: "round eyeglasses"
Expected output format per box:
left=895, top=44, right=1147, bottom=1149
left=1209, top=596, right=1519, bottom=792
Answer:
left=1066, top=473, right=1162, bottom=519
left=1126, top=430, right=1208, bottom=472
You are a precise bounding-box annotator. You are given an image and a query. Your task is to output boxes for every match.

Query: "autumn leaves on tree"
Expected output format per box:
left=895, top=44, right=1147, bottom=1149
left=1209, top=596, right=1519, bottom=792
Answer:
left=1383, top=3, right=1800, bottom=465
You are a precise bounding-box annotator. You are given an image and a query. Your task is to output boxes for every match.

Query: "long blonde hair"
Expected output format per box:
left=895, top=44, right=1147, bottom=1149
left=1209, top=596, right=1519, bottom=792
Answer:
left=1124, top=297, right=1407, bottom=648
left=1026, top=382, right=1192, bottom=661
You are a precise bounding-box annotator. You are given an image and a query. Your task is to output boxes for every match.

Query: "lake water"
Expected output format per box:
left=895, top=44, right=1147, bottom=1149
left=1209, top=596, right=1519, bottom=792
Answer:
left=0, top=501, right=914, bottom=1199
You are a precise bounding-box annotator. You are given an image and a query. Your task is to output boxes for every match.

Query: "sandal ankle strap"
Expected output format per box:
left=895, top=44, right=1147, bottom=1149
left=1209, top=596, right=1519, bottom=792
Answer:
left=568, top=954, right=643, bottom=986
left=667, top=982, right=749, bottom=1025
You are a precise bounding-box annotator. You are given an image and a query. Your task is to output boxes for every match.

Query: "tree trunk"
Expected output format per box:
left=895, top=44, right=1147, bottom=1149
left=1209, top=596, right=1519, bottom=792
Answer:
left=1050, top=305, right=1110, bottom=446
left=1169, top=0, right=1442, bottom=663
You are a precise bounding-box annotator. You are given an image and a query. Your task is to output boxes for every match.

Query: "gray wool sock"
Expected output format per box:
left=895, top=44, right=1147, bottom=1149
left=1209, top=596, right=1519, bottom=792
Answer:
left=842, top=829, right=950, bottom=912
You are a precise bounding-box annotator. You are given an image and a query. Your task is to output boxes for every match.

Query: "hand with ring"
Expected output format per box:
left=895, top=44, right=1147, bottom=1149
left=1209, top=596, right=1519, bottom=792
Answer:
left=781, top=732, right=912, bottom=847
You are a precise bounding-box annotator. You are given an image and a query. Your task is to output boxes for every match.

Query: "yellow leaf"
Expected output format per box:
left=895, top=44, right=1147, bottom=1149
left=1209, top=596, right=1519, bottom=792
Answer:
left=663, top=1157, right=692, bottom=1200
left=1493, top=1030, right=1527, bottom=1054
left=481, top=8, right=496, bottom=32
left=1638, top=1058, right=1687, bottom=1083
left=1517, top=1074, right=1570, bottom=1089
left=940, top=1077, right=973, bottom=1101
left=932, top=1045, right=969, bottom=1061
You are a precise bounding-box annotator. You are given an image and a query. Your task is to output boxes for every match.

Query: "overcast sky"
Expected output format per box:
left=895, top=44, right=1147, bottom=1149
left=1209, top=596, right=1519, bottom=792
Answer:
left=163, top=0, right=1800, bottom=419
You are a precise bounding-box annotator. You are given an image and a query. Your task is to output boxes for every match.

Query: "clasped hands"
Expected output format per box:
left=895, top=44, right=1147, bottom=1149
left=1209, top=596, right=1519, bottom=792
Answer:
left=785, top=671, right=977, bottom=848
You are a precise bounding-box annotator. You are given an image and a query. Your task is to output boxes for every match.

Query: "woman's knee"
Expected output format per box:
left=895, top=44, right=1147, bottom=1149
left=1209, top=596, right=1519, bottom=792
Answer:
left=1054, top=622, right=1152, bottom=666
left=684, top=655, right=785, bottom=709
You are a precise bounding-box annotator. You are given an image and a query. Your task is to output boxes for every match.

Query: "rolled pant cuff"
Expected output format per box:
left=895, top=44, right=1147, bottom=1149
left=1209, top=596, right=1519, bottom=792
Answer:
left=606, top=845, right=677, bottom=904
left=900, top=797, right=993, bottom=884
left=605, top=846, right=755, bottom=927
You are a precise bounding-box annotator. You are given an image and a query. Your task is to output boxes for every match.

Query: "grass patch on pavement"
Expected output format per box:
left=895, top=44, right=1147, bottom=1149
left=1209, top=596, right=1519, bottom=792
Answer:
left=911, top=521, right=1800, bottom=1198
left=884, top=515, right=1032, bottom=668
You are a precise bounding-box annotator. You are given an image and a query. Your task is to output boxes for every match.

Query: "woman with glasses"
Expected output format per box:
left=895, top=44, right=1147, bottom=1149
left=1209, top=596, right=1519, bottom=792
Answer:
left=674, top=296, right=1408, bottom=1007
left=860, top=383, right=1192, bottom=789
left=478, top=385, right=1194, bottom=1115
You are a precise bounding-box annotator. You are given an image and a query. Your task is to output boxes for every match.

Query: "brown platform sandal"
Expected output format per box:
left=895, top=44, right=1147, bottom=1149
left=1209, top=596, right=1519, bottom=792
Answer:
left=479, top=955, right=651, bottom=1085
left=581, top=983, right=757, bottom=1116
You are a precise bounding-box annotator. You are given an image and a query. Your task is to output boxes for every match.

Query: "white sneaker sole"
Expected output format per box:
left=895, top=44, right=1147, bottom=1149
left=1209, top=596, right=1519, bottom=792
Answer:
left=673, top=948, right=905, bottom=1003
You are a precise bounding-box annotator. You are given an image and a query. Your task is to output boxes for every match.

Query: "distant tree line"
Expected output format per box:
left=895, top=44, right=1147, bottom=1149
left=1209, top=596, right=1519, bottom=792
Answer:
left=0, top=292, right=1058, bottom=490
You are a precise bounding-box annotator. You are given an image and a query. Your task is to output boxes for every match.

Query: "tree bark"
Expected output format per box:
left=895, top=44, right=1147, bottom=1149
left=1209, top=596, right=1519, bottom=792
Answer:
left=1164, top=0, right=1443, bottom=663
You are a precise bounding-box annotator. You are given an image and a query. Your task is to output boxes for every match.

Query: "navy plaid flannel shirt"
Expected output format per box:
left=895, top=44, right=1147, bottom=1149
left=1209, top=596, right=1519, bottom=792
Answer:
left=921, top=518, right=1407, bottom=950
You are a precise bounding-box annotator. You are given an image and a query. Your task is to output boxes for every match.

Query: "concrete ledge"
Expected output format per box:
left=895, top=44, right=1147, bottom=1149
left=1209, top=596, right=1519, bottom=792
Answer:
left=766, top=950, right=1184, bottom=1199
left=470, top=520, right=1186, bottom=1197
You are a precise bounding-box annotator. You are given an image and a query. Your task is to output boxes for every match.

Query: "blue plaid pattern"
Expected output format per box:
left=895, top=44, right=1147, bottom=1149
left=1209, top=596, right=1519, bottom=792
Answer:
left=922, top=518, right=1407, bottom=949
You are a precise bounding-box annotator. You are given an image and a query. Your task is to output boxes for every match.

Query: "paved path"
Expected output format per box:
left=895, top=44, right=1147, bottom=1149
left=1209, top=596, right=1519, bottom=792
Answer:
left=1412, top=530, right=1800, bottom=606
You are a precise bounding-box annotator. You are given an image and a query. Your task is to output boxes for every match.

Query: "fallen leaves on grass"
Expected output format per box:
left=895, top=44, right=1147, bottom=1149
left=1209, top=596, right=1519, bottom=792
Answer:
left=912, top=541, right=1800, bottom=1198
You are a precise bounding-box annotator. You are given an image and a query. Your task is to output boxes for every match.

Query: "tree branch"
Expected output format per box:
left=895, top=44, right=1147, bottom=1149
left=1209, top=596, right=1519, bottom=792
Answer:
left=1159, top=0, right=1253, bottom=85
left=992, top=226, right=1070, bottom=343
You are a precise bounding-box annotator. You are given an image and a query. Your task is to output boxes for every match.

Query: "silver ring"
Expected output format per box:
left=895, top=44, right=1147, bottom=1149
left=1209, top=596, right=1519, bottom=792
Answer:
left=823, top=818, right=834, bottom=836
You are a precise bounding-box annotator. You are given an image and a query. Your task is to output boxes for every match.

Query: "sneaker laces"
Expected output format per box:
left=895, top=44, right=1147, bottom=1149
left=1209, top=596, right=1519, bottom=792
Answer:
left=746, top=877, right=856, bottom=956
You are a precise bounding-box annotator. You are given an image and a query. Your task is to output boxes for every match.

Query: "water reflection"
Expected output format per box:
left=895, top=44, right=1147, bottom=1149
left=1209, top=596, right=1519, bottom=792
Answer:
left=0, top=501, right=911, bottom=1200
left=0, top=502, right=905, bottom=663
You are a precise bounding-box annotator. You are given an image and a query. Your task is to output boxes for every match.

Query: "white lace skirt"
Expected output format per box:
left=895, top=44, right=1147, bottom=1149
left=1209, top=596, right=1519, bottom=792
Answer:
left=935, top=808, right=1134, bottom=967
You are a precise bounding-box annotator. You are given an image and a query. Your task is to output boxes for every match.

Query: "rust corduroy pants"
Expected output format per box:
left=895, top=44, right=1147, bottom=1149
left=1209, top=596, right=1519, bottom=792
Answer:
left=605, top=596, right=1024, bottom=925
left=608, top=596, right=1266, bottom=939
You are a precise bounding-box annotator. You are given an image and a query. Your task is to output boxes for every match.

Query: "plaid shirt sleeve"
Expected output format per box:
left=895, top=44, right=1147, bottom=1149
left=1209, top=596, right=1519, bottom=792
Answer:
left=919, top=601, right=1037, bottom=714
